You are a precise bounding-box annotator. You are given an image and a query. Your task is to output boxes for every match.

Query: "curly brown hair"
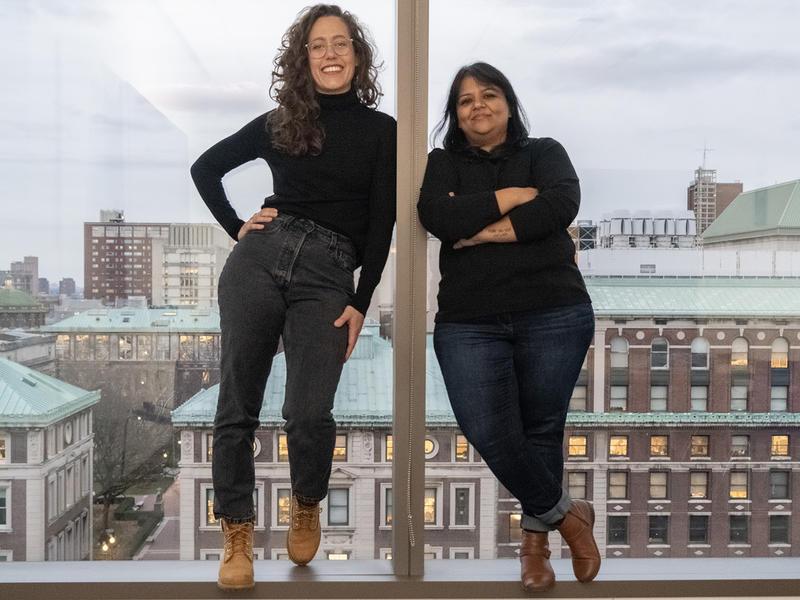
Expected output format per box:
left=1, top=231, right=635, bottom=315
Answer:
left=267, top=4, right=382, bottom=156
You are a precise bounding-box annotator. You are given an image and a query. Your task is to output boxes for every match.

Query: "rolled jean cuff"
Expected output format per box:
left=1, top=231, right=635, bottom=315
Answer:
left=294, top=491, right=325, bottom=505
left=521, top=490, right=572, bottom=532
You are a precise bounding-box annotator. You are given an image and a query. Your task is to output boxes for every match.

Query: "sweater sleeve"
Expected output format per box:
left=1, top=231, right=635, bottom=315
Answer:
left=507, top=138, right=580, bottom=243
left=189, top=114, right=267, bottom=241
left=417, top=149, right=502, bottom=242
left=351, top=117, right=397, bottom=315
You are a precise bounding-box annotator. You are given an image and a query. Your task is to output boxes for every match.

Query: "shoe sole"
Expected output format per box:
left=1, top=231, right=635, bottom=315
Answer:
left=217, top=581, right=255, bottom=591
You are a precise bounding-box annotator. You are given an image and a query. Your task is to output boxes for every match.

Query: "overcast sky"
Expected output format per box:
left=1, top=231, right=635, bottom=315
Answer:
left=1, top=0, right=799, bottom=284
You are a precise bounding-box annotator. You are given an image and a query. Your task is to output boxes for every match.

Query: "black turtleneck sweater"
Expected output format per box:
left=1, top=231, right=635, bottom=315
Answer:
left=190, top=89, right=396, bottom=314
left=417, top=138, right=591, bottom=322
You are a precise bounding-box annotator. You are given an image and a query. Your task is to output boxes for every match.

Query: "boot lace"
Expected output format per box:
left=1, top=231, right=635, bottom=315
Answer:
left=223, top=522, right=253, bottom=562
left=292, top=501, right=319, bottom=530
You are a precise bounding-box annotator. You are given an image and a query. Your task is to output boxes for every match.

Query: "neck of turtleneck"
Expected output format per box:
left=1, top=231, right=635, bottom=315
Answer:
left=316, top=87, right=360, bottom=110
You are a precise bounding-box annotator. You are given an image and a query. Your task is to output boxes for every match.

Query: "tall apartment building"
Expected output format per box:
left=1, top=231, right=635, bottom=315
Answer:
left=58, top=279, right=76, bottom=297
left=151, top=224, right=234, bottom=310
left=0, top=358, right=98, bottom=561
left=83, top=210, right=169, bottom=305
left=0, top=257, right=39, bottom=296
left=687, top=167, right=744, bottom=234
left=172, top=279, right=800, bottom=561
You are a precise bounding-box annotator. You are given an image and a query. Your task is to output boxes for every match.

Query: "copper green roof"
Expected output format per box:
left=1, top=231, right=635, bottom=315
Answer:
left=172, top=328, right=800, bottom=428
left=0, top=358, right=100, bottom=427
left=703, top=179, right=800, bottom=242
left=41, top=307, right=220, bottom=333
left=0, top=287, right=44, bottom=309
left=586, top=277, right=800, bottom=318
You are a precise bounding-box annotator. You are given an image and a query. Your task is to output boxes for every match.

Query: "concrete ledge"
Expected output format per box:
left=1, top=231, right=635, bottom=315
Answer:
left=1, top=558, right=799, bottom=599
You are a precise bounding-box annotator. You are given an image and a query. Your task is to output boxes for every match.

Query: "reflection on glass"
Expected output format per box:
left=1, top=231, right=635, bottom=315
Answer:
left=650, top=435, right=669, bottom=457
left=690, top=435, right=709, bottom=457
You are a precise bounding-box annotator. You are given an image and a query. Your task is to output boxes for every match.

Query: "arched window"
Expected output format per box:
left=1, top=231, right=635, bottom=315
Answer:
left=771, top=338, right=789, bottom=369
left=651, top=337, right=669, bottom=369
left=610, top=337, right=629, bottom=368
left=731, top=337, right=749, bottom=367
left=691, top=337, right=710, bottom=369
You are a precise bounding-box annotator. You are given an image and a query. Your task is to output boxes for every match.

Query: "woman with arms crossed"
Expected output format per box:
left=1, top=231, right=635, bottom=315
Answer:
left=418, top=62, right=599, bottom=592
left=191, top=4, right=395, bottom=590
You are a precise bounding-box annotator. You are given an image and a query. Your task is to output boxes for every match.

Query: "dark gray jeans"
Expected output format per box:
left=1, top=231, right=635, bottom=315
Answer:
left=212, top=213, right=356, bottom=521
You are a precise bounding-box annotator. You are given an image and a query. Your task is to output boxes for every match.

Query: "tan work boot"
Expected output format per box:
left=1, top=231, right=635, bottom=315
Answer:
left=557, top=499, right=601, bottom=583
left=217, top=518, right=254, bottom=590
left=287, top=495, right=321, bottom=566
left=520, top=530, right=556, bottom=592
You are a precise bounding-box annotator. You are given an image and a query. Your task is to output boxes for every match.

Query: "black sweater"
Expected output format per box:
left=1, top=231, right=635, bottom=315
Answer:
left=190, top=89, right=396, bottom=315
left=417, top=138, right=591, bottom=322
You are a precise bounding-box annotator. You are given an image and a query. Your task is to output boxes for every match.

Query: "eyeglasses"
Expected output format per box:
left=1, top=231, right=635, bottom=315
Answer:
left=305, top=37, right=353, bottom=59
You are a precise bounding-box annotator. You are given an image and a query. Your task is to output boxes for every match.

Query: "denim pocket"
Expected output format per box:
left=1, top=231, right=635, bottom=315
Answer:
left=326, top=243, right=356, bottom=273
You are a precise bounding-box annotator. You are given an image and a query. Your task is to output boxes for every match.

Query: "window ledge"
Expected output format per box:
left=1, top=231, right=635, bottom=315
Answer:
left=2, top=559, right=800, bottom=599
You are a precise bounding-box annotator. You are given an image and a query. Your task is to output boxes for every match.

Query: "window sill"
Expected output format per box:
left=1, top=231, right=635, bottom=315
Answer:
left=3, top=559, right=800, bottom=599
left=448, top=525, right=476, bottom=531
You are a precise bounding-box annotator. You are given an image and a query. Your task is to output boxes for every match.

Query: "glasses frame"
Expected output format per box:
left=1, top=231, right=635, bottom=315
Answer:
left=304, top=37, right=355, bottom=59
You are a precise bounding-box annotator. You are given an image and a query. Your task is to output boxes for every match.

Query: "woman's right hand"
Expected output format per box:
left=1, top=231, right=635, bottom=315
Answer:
left=237, top=207, right=279, bottom=240
left=495, top=187, right=538, bottom=214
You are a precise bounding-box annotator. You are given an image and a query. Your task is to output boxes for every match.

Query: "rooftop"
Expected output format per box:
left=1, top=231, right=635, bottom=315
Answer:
left=41, top=307, right=221, bottom=333
left=0, top=287, right=45, bottom=309
left=703, top=179, right=800, bottom=242
left=0, top=357, right=99, bottom=426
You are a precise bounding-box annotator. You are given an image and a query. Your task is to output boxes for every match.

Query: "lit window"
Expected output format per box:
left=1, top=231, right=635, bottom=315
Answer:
left=206, top=489, right=216, bottom=526
left=650, top=472, right=668, bottom=499
left=95, top=335, right=110, bottom=360
left=770, top=386, right=788, bottom=412
left=650, top=435, right=669, bottom=457
left=277, top=434, right=289, bottom=462
left=729, top=514, right=748, bottom=543
left=569, top=385, right=587, bottom=412
left=690, top=338, right=709, bottom=369
left=0, top=437, right=7, bottom=464
left=327, top=551, right=349, bottom=560
left=568, top=435, right=588, bottom=457
left=332, top=434, right=347, bottom=462
left=610, top=337, right=629, bottom=368
left=690, top=471, right=709, bottom=499
left=74, top=335, right=91, bottom=360
left=731, top=435, right=749, bottom=457
left=651, top=337, right=668, bottom=368
left=689, top=515, right=709, bottom=543
left=648, top=515, right=668, bottom=544
left=424, top=488, right=437, bottom=525
left=508, top=513, right=521, bottom=543
left=385, top=434, right=393, bottom=462
left=730, top=385, right=748, bottom=411
left=771, top=435, right=789, bottom=457
left=769, top=471, right=789, bottom=499
left=206, top=433, right=213, bottom=462
left=691, top=435, right=709, bottom=457
left=56, top=335, right=71, bottom=360
left=567, top=472, right=587, bottom=500
left=608, top=471, right=628, bottom=499
left=328, top=489, right=349, bottom=526
left=179, top=335, right=195, bottom=361
left=771, top=338, right=789, bottom=368
left=649, top=386, right=667, bottom=412
left=454, top=434, right=469, bottom=461
left=384, top=488, right=393, bottom=526
left=731, top=337, right=748, bottom=367
left=729, top=471, right=748, bottom=499
left=607, top=515, right=628, bottom=545
left=609, top=435, right=628, bottom=457
left=276, top=489, right=291, bottom=526
left=690, top=386, right=708, bottom=412
left=424, top=437, right=438, bottom=459
left=137, top=335, right=152, bottom=360
left=610, top=386, right=627, bottom=411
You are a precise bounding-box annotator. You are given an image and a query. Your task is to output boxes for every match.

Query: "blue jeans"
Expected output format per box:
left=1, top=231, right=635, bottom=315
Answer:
left=434, top=302, right=594, bottom=531
left=213, top=213, right=356, bottom=521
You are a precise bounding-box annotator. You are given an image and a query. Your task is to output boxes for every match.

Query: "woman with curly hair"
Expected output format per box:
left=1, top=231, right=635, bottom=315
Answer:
left=191, top=4, right=395, bottom=589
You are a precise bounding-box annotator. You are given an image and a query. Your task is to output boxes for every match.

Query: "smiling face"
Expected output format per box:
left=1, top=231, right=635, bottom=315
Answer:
left=307, top=16, right=357, bottom=95
left=456, top=76, right=510, bottom=150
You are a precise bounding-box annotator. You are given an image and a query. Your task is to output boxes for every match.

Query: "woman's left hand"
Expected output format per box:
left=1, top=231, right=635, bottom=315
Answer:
left=333, top=305, right=365, bottom=362
left=453, top=231, right=488, bottom=249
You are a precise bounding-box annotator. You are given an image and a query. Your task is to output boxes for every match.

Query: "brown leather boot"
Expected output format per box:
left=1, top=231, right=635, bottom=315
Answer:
left=217, top=519, right=254, bottom=590
left=556, top=499, right=600, bottom=582
left=287, top=495, right=321, bottom=566
left=520, top=530, right=555, bottom=592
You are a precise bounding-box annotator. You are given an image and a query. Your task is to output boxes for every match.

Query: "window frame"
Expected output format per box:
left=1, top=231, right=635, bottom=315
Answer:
left=0, top=482, right=10, bottom=531
left=449, top=482, right=475, bottom=529
left=650, top=337, right=669, bottom=369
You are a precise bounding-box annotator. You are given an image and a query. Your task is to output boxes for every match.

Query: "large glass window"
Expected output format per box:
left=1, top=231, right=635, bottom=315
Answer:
left=650, top=337, right=669, bottom=369
left=731, top=338, right=749, bottom=367
left=771, top=338, right=789, bottom=368
left=769, top=471, right=790, bottom=499
left=607, top=516, right=628, bottom=545
left=648, top=515, right=669, bottom=544
left=689, top=515, right=709, bottom=544
left=690, top=338, right=709, bottom=369
left=328, top=489, right=349, bottom=526
left=610, top=337, right=629, bottom=368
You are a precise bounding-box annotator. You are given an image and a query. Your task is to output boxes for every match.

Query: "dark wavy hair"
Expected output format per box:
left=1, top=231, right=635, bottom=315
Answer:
left=432, top=62, right=529, bottom=151
left=267, top=4, right=382, bottom=156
